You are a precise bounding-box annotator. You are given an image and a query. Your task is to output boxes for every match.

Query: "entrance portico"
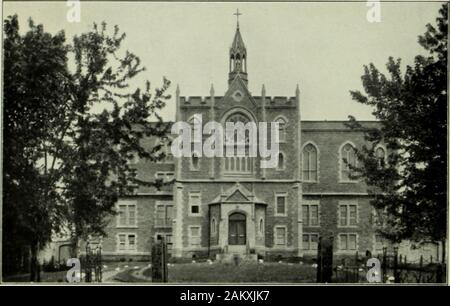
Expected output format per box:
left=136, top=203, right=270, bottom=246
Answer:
left=208, top=183, right=267, bottom=256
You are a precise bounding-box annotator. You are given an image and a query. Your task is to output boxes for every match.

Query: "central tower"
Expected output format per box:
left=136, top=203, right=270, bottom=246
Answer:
left=229, top=9, right=248, bottom=86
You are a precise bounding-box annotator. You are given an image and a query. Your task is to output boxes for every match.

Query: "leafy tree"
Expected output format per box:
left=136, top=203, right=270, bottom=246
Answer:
left=2, top=16, right=171, bottom=279
left=61, top=22, right=171, bottom=255
left=347, top=4, right=447, bottom=260
left=3, top=15, right=70, bottom=279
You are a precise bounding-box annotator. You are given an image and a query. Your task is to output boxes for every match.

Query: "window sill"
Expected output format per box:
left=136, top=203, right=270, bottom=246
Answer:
left=337, top=225, right=358, bottom=229
left=338, top=180, right=359, bottom=184
left=274, top=214, right=287, bottom=217
left=335, top=250, right=358, bottom=254
left=302, top=249, right=318, bottom=254
left=115, top=250, right=138, bottom=254
left=222, top=172, right=253, bottom=177
left=272, top=244, right=287, bottom=249
left=154, top=225, right=173, bottom=229
left=116, top=226, right=138, bottom=229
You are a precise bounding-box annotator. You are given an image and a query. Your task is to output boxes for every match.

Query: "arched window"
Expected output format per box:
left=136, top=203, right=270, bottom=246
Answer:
left=188, top=115, right=202, bottom=144
left=302, top=143, right=318, bottom=182
left=155, top=136, right=173, bottom=164
left=223, top=112, right=253, bottom=175
left=340, top=143, right=357, bottom=182
left=375, top=146, right=386, bottom=169
left=277, top=152, right=285, bottom=170
left=259, top=218, right=264, bottom=235
left=191, top=153, right=200, bottom=171
left=275, top=117, right=287, bottom=142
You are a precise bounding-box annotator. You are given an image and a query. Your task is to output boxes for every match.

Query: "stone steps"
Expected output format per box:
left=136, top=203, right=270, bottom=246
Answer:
left=216, top=253, right=258, bottom=264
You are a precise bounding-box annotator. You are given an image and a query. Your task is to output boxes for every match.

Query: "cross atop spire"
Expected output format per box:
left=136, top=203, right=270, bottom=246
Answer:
left=234, top=9, right=242, bottom=28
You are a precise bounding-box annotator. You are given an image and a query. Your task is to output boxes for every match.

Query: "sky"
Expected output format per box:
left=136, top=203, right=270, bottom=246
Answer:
left=3, top=1, right=444, bottom=121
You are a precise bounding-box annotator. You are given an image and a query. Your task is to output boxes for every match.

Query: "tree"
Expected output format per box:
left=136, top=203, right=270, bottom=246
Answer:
left=2, top=16, right=171, bottom=279
left=347, top=4, right=447, bottom=261
left=3, top=15, right=70, bottom=278
left=60, top=22, right=171, bottom=255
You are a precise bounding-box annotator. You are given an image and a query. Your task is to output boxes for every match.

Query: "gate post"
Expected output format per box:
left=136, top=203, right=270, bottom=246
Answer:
left=316, top=235, right=334, bottom=283
left=152, top=236, right=168, bottom=282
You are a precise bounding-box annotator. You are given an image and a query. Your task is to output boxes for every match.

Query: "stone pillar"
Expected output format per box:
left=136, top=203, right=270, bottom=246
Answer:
left=175, top=85, right=182, bottom=181
left=261, top=84, right=266, bottom=179
left=295, top=84, right=303, bottom=257
left=247, top=204, right=256, bottom=250
left=294, top=182, right=303, bottom=257
left=210, top=84, right=215, bottom=179
left=219, top=205, right=228, bottom=250
left=172, top=183, right=184, bottom=257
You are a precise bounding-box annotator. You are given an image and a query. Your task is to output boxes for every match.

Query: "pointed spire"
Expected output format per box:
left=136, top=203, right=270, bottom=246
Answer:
left=262, top=84, right=266, bottom=96
left=228, top=10, right=248, bottom=87
left=296, top=84, right=300, bottom=95
left=175, top=84, right=181, bottom=121
left=231, top=26, right=246, bottom=54
left=210, top=84, right=215, bottom=96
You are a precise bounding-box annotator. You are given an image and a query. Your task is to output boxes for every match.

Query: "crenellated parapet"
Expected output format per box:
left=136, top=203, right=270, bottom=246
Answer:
left=179, top=95, right=297, bottom=109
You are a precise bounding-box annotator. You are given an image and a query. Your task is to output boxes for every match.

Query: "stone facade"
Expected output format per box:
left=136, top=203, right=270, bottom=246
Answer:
left=96, top=21, right=441, bottom=263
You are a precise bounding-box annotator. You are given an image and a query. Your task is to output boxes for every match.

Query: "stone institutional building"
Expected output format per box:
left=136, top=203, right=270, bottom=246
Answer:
left=97, top=20, right=440, bottom=262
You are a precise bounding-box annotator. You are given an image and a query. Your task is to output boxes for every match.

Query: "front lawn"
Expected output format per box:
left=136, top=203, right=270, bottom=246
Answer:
left=142, top=262, right=317, bottom=283
left=3, top=261, right=146, bottom=283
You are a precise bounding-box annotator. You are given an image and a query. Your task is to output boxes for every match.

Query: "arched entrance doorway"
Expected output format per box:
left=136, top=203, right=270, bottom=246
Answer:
left=228, top=212, right=246, bottom=245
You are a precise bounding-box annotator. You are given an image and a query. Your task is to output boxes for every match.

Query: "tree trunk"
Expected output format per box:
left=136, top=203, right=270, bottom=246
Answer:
left=70, top=234, right=81, bottom=259
left=29, top=242, right=40, bottom=282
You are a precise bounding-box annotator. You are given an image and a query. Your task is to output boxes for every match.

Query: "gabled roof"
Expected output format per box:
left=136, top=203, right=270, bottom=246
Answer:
left=222, top=74, right=257, bottom=107
left=208, top=182, right=266, bottom=205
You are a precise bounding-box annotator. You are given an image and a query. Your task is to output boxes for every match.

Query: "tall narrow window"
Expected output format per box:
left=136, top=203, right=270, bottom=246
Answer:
left=302, top=201, right=320, bottom=226
left=191, top=153, right=200, bottom=170
left=375, top=146, right=386, bottom=169
left=211, top=218, right=217, bottom=235
left=189, top=115, right=202, bottom=144
left=374, top=234, right=385, bottom=251
left=275, top=193, right=287, bottom=216
left=302, top=233, right=319, bottom=251
left=189, top=226, right=201, bottom=247
left=223, top=112, right=253, bottom=175
left=338, top=202, right=358, bottom=227
left=275, top=226, right=286, bottom=245
left=339, top=233, right=357, bottom=251
left=155, top=136, right=173, bottom=164
left=277, top=153, right=285, bottom=170
left=340, top=143, right=357, bottom=182
left=155, top=201, right=173, bottom=227
left=189, top=192, right=201, bottom=216
left=117, top=201, right=137, bottom=227
left=275, top=117, right=287, bottom=142
left=302, top=143, right=318, bottom=182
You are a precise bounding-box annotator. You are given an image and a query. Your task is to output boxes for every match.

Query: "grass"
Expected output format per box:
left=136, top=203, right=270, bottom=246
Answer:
left=3, top=261, right=146, bottom=283
left=141, top=262, right=317, bottom=283
left=3, top=270, right=69, bottom=283
left=4, top=261, right=317, bottom=283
